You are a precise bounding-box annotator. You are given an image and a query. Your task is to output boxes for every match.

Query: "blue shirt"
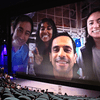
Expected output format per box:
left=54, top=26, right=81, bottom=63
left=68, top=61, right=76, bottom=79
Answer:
left=12, top=44, right=29, bottom=73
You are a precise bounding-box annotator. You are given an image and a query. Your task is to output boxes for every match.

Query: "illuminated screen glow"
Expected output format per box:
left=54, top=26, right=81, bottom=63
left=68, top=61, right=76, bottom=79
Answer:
left=11, top=0, right=100, bottom=87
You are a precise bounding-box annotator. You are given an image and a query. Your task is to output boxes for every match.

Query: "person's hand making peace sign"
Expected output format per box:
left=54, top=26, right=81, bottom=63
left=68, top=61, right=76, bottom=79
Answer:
left=33, top=47, right=43, bottom=65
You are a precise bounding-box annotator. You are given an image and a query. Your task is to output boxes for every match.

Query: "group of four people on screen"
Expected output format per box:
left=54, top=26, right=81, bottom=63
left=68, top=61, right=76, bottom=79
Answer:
left=12, top=8, right=100, bottom=83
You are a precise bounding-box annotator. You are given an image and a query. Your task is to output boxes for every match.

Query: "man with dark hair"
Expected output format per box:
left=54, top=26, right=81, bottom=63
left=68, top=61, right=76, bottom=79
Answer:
left=49, top=32, right=79, bottom=80
left=12, top=15, right=33, bottom=74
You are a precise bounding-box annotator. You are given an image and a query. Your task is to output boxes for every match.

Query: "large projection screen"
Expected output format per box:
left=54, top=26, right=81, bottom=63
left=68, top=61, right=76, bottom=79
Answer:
left=11, top=0, right=100, bottom=89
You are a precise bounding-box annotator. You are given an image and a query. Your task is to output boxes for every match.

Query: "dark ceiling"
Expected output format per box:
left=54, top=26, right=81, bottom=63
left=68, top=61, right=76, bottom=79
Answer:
left=0, top=0, right=81, bottom=13
left=0, top=0, right=28, bottom=9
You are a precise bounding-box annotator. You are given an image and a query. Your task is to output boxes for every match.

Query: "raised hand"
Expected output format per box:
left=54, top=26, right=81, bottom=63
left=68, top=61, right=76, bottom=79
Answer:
left=33, top=47, right=43, bottom=65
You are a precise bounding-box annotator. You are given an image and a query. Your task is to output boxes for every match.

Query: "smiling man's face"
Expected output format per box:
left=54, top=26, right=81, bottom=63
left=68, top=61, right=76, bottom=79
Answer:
left=12, top=21, right=31, bottom=47
left=49, top=36, right=77, bottom=74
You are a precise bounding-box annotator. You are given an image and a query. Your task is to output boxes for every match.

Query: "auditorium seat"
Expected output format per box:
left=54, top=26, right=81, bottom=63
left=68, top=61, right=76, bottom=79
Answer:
left=35, top=98, right=48, bottom=100
left=48, top=93, right=63, bottom=100
left=89, top=98, right=100, bottom=100
left=14, top=92, right=22, bottom=98
left=3, top=88, right=11, bottom=94
left=55, top=94, right=64, bottom=99
left=76, top=97, right=88, bottom=100
left=37, top=93, right=49, bottom=100
left=63, top=96, right=77, bottom=100
left=0, top=87, right=4, bottom=95
left=18, top=95, right=31, bottom=100
left=26, top=94, right=35, bottom=100
left=32, top=92, right=42, bottom=98
left=2, top=93, right=14, bottom=100
left=4, top=97, right=19, bottom=100
left=52, top=97, right=63, bottom=100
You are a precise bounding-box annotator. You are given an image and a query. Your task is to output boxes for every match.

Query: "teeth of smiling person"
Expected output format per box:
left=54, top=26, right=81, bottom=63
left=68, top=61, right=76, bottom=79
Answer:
left=59, top=62, right=66, bottom=64
left=92, top=30, right=100, bottom=33
left=43, top=35, right=48, bottom=38
left=56, top=61, right=68, bottom=64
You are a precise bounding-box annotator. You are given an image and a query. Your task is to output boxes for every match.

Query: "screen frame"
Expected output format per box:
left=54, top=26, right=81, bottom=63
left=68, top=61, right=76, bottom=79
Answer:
left=8, top=0, right=100, bottom=91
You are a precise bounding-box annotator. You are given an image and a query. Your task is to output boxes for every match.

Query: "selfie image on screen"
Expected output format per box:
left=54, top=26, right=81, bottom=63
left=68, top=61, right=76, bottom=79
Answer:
left=11, top=0, right=100, bottom=86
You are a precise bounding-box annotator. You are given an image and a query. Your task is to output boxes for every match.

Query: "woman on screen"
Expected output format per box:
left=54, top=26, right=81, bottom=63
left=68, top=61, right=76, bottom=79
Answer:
left=34, top=18, right=57, bottom=65
left=34, top=18, right=57, bottom=76
left=77, top=8, right=100, bottom=82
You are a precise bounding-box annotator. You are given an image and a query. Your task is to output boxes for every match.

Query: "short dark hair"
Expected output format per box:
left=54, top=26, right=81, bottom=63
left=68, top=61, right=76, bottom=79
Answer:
left=49, top=31, right=76, bottom=54
left=13, top=15, right=33, bottom=34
